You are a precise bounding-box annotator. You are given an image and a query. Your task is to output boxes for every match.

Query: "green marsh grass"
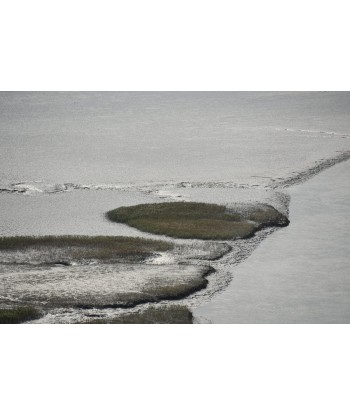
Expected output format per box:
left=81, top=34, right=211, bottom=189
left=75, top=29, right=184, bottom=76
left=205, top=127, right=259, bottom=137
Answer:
left=0, top=307, right=41, bottom=324
left=0, top=236, right=172, bottom=261
left=106, top=202, right=289, bottom=240
left=84, top=305, right=193, bottom=324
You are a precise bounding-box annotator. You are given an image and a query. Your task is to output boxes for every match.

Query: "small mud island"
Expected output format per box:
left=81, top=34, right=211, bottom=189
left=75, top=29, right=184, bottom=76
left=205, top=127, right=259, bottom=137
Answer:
left=0, top=202, right=289, bottom=323
left=106, top=202, right=289, bottom=239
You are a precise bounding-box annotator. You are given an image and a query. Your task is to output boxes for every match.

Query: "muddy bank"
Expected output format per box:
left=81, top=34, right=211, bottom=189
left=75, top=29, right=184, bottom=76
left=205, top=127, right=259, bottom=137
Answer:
left=0, top=261, right=213, bottom=310
left=0, top=200, right=289, bottom=323
left=0, top=235, right=222, bottom=318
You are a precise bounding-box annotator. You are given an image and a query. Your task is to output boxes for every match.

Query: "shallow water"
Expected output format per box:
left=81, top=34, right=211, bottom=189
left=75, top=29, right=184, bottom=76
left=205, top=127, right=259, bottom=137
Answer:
left=193, top=160, right=350, bottom=323
left=0, top=190, right=154, bottom=237
left=1, top=92, right=350, bottom=190
left=1, top=93, right=348, bottom=239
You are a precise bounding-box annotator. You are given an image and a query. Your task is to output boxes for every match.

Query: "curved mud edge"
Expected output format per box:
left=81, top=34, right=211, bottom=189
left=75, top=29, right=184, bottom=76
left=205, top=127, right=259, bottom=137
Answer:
left=159, top=226, right=283, bottom=312
left=75, top=265, right=215, bottom=310
left=273, top=151, right=350, bottom=188
left=2, top=151, right=350, bottom=196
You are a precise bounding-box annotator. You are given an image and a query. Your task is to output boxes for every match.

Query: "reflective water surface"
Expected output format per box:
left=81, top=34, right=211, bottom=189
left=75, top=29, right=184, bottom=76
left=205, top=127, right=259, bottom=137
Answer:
left=1, top=92, right=350, bottom=188
left=194, top=160, right=350, bottom=323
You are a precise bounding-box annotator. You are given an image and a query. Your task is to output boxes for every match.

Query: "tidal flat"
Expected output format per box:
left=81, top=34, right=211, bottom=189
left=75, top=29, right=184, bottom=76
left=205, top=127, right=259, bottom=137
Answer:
left=0, top=232, right=226, bottom=320
left=1, top=92, right=349, bottom=324
left=0, top=202, right=287, bottom=323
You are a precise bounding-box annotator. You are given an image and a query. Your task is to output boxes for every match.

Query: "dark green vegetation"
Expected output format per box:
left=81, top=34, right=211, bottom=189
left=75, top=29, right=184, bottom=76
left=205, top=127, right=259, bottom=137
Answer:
left=0, top=235, right=172, bottom=262
left=0, top=307, right=42, bottom=324
left=107, top=202, right=289, bottom=240
left=84, top=305, right=193, bottom=324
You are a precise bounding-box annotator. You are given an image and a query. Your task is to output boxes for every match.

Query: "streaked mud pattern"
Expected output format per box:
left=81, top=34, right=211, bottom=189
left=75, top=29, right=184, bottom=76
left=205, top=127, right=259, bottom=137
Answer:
left=0, top=238, right=228, bottom=322
left=0, top=263, right=212, bottom=309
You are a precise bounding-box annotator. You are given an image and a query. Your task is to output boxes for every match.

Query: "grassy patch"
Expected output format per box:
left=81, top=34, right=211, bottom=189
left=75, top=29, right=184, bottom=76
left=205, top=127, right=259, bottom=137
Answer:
left=0, top=236, right=172, bottom=262
left=107, top=202, right=241, bottom=223
left=126, top=218, right=256, bottom=239
left=0, top=307, right=42, bottom=324
left=84, top=305, right=193, bottom=324
left=107, top=202, right=289, bottom=240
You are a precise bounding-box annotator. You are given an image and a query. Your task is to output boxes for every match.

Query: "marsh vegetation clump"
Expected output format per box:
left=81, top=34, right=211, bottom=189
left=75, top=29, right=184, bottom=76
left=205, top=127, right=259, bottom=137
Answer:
left=84, top=305, right=193, bottom=324
left=0, top=307, right=42, bottom=324
left=106, top=202, right=289, bottom=240
left=0, top=235, right=172, bottom=263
